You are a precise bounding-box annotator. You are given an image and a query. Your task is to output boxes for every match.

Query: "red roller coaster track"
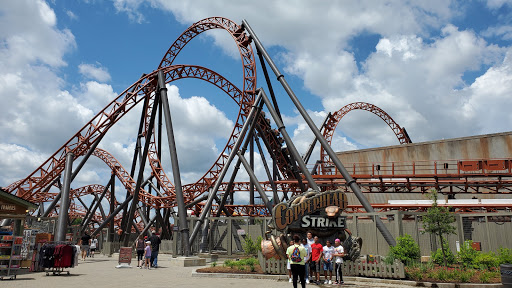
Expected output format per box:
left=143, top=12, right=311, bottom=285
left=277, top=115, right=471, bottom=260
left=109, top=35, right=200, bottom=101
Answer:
left=4, top=17, right=511, bottom=225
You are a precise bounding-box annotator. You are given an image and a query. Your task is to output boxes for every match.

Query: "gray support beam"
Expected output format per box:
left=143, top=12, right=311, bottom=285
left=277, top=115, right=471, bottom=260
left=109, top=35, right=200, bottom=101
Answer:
left=237, top=151, right=273, bottom=212
left=81, top=179, right=110, bottom=233
left=108, top=173, right=115, bottom=241
left=189, top=91, right=263, bottom=244
left=157, top=70, right=190, bottom=256
left=122, top=91, right=160, bottom=246
left=254, top=136, right=279, bottom=204
left=55, top=152, right=74, bottom=242
left=243, top=19, right=396, bottom=247
left=92, top=194, right=133, bottom=237
left=259, top=89, right=320, bottom=191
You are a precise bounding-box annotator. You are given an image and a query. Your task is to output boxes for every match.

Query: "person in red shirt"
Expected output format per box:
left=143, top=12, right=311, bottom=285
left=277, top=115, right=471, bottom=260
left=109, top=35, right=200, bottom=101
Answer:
left=309, top=236, right=323, bottom=284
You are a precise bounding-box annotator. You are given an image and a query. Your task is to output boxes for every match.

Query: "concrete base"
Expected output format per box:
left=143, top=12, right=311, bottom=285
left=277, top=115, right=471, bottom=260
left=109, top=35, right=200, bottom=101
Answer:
left=170, top=256, right=206, bottom=267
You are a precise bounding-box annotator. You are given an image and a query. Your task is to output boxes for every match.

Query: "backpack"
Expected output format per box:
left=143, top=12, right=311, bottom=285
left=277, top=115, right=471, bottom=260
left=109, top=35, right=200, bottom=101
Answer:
left=290, top=245, right=302, bottom=263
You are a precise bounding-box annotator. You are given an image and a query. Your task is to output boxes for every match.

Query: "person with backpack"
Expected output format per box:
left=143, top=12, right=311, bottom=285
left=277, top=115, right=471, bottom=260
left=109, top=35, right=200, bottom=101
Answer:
left=286, top=234, right=307, bottom=288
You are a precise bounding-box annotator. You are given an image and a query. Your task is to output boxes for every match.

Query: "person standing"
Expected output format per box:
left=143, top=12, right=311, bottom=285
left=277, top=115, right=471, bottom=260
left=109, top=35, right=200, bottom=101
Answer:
left=90, top=237, right=98, bottom=257
left=306, top=232, right=314, bottom=280
left=322, top=240, right=335, bottom=284
left=301, top=238, right=311, bottom=284
left=287, top=240, right=294, bottom=283
left=310, top=236, right=323, bottom=284
left=333, top=239, right=345, bottom=285
left=148, top=231, right=161, bottom=268
left=286, top=234, right=307, bottom=288
left=80, top=232, right=91, bottom=261
left=144, top=241, right=151, bottom=269
left=135, top=235, right=145, bottom=268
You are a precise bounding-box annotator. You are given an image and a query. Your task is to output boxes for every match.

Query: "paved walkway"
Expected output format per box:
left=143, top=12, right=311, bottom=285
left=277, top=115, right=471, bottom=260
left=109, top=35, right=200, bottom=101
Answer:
left=1, top=254, right=415, bottom=288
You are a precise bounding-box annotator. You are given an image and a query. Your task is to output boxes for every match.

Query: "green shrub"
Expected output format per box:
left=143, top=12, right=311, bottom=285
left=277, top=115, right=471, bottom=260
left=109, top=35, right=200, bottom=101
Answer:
left=211, top=261, right=217, bottom=267
left=224, top=259, right=235, bottom=268
left=457, top=270, right=474, bottom=283
left=457, top=240, right=479, bottom=267
left=408, top=269, right=423, bottom=281
left=478, top=270, right=493, bottom=283
left=242, top=236, right=262, bottom=255
left=473, top=252, right=499, bottom=269
left=436, top=268, right=448, bottom=281
left=431, top=243, right=456, bottom=266
left=238, top=257, right=258, bottom=266
left=388, top=234, right=420, bottom=264
left=498, top=247, right=512, bottom=265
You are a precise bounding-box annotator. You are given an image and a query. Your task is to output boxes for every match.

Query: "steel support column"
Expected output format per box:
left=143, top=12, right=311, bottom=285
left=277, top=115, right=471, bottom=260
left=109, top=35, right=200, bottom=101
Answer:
left=243, top=19, right=396, bottom=246
left=122, top=90, right=160, bottom=247
left=189, top=91, right=263, bottom=244
left=55, top=152, right=74, bottom=242
left=157, top=70, right=190, bottom=256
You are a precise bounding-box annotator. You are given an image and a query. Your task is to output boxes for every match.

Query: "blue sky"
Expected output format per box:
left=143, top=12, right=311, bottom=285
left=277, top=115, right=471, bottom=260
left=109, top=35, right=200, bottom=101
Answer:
left=1, top=0, right=512, bottom=206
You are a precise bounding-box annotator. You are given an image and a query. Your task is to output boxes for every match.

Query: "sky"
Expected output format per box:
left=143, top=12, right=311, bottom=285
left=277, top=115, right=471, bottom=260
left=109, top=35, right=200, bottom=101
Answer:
left=1, top=0, right=512, bottom=206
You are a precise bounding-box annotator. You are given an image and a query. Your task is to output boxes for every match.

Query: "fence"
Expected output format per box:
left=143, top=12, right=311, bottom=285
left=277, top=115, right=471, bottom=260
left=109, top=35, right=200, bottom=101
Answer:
left=102, top=212, right=512, bottom=258
left=257, top=252, right=405, bottom=279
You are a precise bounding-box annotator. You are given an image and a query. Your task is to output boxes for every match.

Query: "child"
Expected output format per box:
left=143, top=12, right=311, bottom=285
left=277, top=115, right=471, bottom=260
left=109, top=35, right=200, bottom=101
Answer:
left=144, top=241, right=151, bottom=269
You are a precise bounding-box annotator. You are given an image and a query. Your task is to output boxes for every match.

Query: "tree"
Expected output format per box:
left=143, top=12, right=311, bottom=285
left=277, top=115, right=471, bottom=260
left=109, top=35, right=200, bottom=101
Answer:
left=421, top=190, right=456, bottom=267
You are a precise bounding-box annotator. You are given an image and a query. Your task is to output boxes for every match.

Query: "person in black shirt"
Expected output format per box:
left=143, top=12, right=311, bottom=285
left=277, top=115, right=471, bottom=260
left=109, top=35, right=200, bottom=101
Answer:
left=148, top=230, right=161, bottom=268
left=80, top=232, right=91, bottom=261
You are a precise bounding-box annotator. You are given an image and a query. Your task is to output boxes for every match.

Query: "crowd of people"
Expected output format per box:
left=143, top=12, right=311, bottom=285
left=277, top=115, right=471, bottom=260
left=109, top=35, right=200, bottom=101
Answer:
left=286, top=232, right=345, bottom=288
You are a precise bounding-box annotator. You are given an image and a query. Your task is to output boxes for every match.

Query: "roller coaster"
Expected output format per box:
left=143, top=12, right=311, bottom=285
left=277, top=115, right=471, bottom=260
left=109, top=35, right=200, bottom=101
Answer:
left=3, top=17, right=512, bottom=254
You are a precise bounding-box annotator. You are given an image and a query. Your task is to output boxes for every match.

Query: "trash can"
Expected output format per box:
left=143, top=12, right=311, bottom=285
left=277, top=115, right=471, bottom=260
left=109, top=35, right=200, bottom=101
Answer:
left=501, top=264, right=512, bottom=288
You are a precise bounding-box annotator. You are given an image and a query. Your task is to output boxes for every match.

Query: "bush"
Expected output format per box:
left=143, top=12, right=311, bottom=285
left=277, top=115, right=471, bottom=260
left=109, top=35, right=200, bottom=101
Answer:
left=242, top=236, right=262, bottom=255
left=388, top=234, right=420, bottom=264
left=498, top=247, right=512, bottom=265
left=457, top=240, right=479, bottom=267
left=457, top=270, right=474, bottom=283
left=473, top=252, right=499, bottom=269
left=211, top=261, right=217, bottom=267
left=478, top=270, right=495, bottom=283
left=431, top=242, right=456, bottom=266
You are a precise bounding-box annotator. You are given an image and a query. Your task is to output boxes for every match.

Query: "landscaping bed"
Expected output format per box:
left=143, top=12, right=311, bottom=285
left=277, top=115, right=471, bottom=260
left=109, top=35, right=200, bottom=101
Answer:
left=196, top=258, right=264, bottom=274
left=405, top=265, right=501, bottom=284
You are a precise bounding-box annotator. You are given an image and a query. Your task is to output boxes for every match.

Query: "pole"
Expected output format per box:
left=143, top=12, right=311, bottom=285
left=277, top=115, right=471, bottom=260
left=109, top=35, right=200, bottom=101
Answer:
left=157, top=70, right=190, bottom=256
left=259, top=89, right=320, bottom=191
left=237, top=151, right=273, bottom=212
left=92, top=194, right=133, bottom=237
left=55, top=152, right=74, bottom=242
left=242, top=19, right=396, bottom=246
left=122, top=91, right=160, bottom=247
left=189, top=91, right=263, bottom=244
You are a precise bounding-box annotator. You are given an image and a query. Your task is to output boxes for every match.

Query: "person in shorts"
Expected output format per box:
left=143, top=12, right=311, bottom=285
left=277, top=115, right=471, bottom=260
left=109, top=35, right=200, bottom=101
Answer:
left=310, top=236, right=323, bottom=284
left=90, top=237, right=98, bottom=257
left=144, top=241, right=151, bottom=269
left=322, top=240, right=335, bottom=284
left=80, top=232, right=91, bottom=261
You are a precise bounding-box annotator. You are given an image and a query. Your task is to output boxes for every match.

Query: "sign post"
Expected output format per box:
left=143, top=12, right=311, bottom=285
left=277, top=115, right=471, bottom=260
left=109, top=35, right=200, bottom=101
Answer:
left=115, top=247, right=132, bottom=268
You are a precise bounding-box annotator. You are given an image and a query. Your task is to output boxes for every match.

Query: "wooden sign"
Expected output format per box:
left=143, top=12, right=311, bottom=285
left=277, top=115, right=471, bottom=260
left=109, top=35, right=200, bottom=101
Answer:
left=118, top=247, right=132, bottom=264
left=272, top=190, right=347, bottom=230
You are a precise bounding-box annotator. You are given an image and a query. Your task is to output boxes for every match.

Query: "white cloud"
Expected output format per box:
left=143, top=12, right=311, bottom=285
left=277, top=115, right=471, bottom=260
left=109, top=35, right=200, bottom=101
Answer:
left=66, top=10, right=78, bottom=20
left=486, top=0, right=512, bottom=9
left=78, top=63, right=112, bottom=82
left=483, top=25, right=512, bottom=41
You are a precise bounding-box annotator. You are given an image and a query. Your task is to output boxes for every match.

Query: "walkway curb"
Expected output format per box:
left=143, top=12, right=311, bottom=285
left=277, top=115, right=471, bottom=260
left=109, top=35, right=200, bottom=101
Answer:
left=192, top=271, right=504, bottom=287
